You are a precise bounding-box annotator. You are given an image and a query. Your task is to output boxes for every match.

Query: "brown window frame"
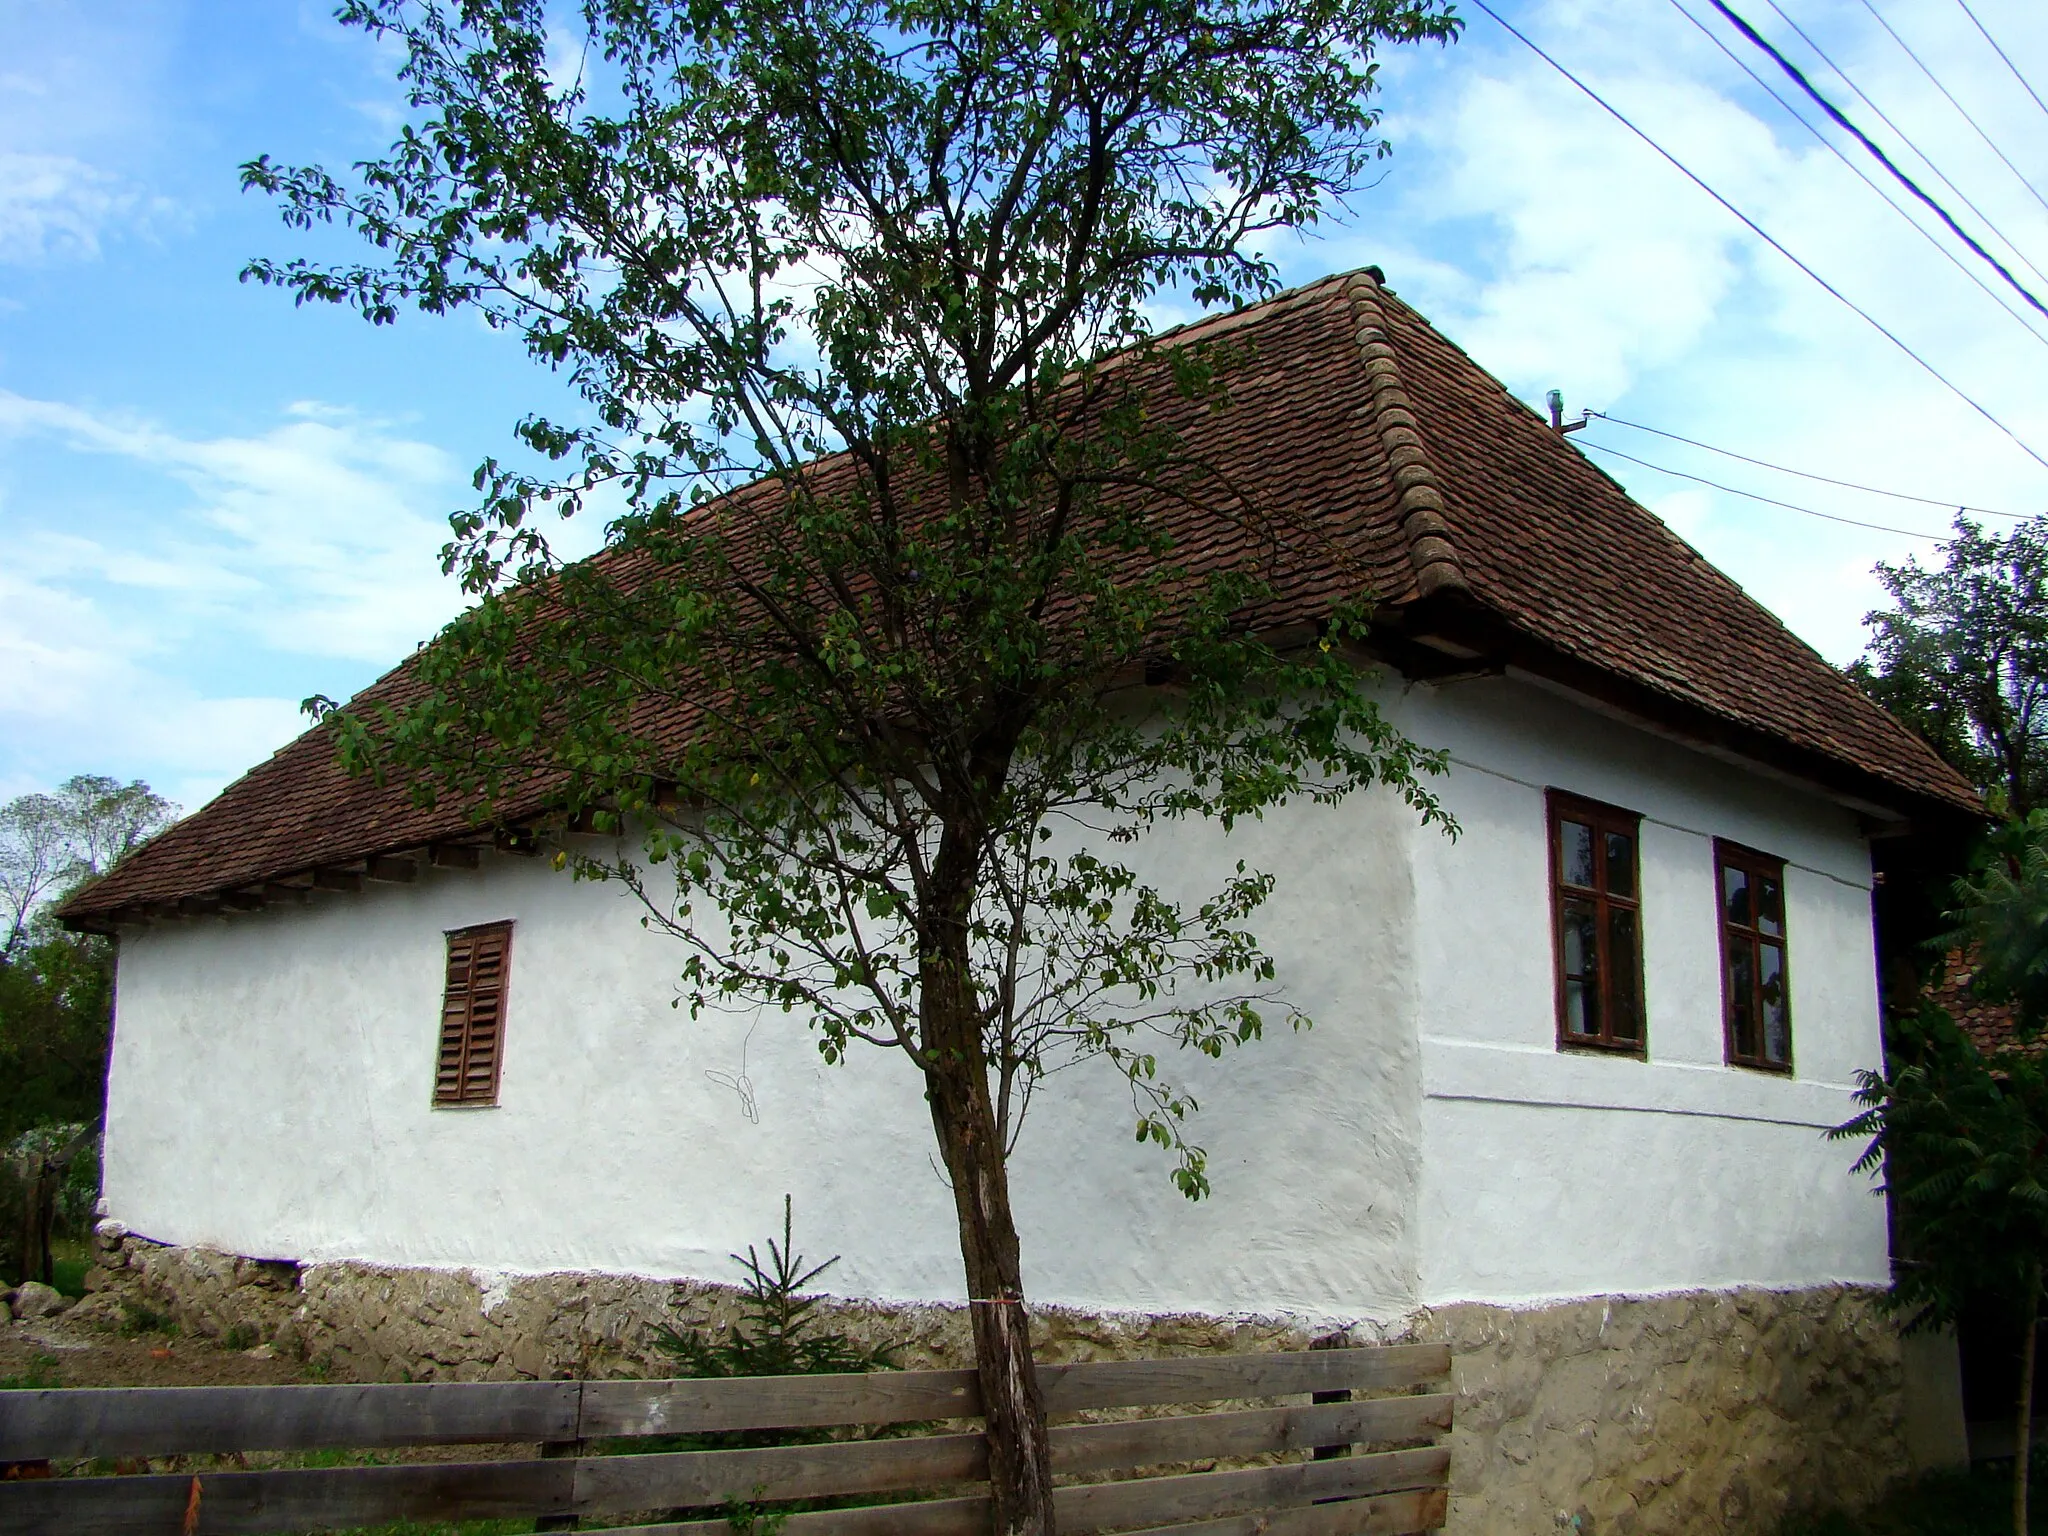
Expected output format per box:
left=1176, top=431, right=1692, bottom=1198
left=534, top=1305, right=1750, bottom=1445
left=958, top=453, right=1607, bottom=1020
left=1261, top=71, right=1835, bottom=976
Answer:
left=435, top=921, right=514, bottom=1107
left=1547, top=790, right=1647, bottom=1056
left=1716, top=841, right=1792, bottom=1073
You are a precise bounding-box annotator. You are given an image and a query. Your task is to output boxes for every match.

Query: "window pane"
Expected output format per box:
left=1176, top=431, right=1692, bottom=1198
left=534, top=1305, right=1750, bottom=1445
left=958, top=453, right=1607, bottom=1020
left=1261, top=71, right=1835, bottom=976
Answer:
left=1561, top=899, right=1598, bottom=980
left=1728, top=943, right=1758, bottom=1059
left=1562, top=899, right=1599, bottom=1037
left=1604, top=830, right=1636, bottom=899
left=1761, top=944, right=1790, bottom=1063
left=1560, top=819, right=1596, bottom=889
left=1608, top=907, right=1642, bottom=1041
left=1564, top=978, right=1597, bottom=1036
left=1758, top=873, right=1785, bottom=937
left=1722, top=862, right=1752, bottom=927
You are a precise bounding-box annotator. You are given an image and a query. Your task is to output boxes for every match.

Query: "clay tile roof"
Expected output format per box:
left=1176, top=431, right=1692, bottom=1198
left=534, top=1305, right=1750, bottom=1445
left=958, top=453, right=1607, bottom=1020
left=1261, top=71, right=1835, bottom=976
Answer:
left=1925, top=948, right=2031, bottom=1058
left=61, top=268, right=1982, bottom=925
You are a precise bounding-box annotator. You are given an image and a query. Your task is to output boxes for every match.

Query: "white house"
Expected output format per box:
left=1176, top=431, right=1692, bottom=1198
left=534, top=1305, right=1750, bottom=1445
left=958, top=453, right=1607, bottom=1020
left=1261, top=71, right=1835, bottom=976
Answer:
left=62, top=269, right=1980, bottom=1534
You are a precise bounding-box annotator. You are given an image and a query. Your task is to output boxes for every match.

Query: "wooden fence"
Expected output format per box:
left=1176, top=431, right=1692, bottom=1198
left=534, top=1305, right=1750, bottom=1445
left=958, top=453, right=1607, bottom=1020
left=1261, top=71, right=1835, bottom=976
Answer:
left=0, top=1343, right=1453, bottom=1536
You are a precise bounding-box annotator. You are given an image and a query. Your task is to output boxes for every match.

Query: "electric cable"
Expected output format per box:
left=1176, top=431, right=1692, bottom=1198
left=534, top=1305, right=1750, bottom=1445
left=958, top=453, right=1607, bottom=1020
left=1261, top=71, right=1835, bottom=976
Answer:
left=1762, top=0, right=2048, bottom=290
left=1577, top=438, right=1950, bottom=540
left=1469, top=0, right=2048, bottom=474
left=1584, top=410, right=2034, bottom=519
left=1667, top=0, right=2048, bottom=348
left=1711, top=0, right=2048, bottom=323
left=1957, top=0, right=2048, bottom=122
left=1857, top=0, right=2048, bottom=220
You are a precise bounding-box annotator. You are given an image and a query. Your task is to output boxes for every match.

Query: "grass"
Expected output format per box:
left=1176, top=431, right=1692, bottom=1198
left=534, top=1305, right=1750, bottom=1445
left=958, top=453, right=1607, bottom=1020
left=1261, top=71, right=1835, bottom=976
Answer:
left=49, top=1234, right=91, bottom=1298
left=0, top=1353, right=63, bottom=1390
left=1782, top=1456, right=2048, bottom=1534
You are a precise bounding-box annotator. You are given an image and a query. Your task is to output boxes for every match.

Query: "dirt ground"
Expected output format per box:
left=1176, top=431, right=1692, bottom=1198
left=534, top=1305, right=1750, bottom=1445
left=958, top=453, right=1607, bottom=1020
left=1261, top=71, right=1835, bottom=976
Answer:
left=1, top=1308, right=316, bottom=1388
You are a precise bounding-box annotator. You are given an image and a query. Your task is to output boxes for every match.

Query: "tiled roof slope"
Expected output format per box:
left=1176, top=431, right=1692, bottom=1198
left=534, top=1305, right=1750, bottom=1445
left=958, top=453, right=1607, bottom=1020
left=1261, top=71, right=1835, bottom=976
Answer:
left=1926, top=950, right=2022, bottom=1057
left=1372, top=281, right=1975, bottom=813
left=62, top=269, right=1980, bottom=923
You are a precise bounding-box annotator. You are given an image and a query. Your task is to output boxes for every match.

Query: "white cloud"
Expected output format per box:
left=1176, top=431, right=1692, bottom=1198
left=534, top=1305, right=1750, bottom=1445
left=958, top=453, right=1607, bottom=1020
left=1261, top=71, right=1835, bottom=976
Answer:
left=0, top=395, right=475, bottom=807
left=0, top=2, right=187, bottom=266
left=0, top=152, right=174, bottom=264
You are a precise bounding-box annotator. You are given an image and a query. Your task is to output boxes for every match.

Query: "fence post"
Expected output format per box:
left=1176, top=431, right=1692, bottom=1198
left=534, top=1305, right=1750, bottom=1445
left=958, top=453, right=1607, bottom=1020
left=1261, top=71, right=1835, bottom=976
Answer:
left=535, top=1378, right=587, bottom=1530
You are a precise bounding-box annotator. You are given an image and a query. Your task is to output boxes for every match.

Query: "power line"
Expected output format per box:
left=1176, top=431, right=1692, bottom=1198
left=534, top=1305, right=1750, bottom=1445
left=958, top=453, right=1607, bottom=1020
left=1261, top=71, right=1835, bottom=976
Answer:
left=1763, top=0, right=2048, bottom=291
left=1857, top=0, right=2048, bottom=221
left=1585, top=410, right=2034, bottom=519
left=1578, top=437, right=1950, bottom=540
left=1710, top=0, right=2048, bottom=324
left=1467, top=0, right=2048, bottom=474
left=1957, top=0, right=2048, bottom=122
left=1667, top=0, right=2048, bottom=348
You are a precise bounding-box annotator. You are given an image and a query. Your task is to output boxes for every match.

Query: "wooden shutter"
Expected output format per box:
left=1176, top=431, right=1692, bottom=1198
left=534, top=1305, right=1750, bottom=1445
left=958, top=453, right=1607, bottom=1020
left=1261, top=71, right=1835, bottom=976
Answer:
left=435, top=922, right=513, bottom=1106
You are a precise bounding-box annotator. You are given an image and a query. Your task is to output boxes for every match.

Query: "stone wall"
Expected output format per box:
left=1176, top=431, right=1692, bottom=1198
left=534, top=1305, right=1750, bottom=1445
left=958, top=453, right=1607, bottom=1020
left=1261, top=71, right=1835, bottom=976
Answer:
left=1415, top=1288, right=1908, bottom=1535
left=82, top=1230, right=1913, bottom=1534
left=80, top=1223, right=1307, bottom=1381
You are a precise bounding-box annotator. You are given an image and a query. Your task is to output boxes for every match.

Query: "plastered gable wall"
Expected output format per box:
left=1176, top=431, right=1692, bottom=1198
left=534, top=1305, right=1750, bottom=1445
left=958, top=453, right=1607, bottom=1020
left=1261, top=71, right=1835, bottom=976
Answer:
left=1398, top=674, right=1890, bottom=1304
left=101, top=762, right=1427, bottom=1323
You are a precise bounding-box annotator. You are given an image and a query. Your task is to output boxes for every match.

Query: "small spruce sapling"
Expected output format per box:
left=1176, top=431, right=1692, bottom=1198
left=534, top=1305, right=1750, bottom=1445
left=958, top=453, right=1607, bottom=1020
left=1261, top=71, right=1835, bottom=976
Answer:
left=655, top=1197, right=895, bottom=1381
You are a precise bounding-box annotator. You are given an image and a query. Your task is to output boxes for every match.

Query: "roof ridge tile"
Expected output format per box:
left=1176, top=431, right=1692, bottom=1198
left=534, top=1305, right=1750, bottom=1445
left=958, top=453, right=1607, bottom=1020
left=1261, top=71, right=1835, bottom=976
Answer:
left=1342, top=269, right=1467, bottom=599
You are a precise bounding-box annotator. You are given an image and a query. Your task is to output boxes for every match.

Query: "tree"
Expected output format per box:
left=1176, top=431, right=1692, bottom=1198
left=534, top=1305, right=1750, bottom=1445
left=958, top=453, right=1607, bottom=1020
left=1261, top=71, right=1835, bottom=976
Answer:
left=0, top=775, right=174, bottom=1283
left=1834, top=818, right=2048, bottom=1536
left=0, top=776, right=179, bottom=955
left=0, top=776, right=177, bottom=1136
left=0, top=926, right=116, bottom=1143
left=243, top=3, right=1460, bottom=1529
left=1850, top=516, right=2048, bottom=817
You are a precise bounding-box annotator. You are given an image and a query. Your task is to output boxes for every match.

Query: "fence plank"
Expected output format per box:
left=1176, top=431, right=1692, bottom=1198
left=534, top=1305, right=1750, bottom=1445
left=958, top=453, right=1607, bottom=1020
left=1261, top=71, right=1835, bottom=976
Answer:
left=567, top=1457, right=1451, bottom=1536
left=573, top=1394, right=1453, bottom=1511
left=1039, top=1347, right=1451, bottom=1415
left=0, top=1348, right=1451, bottom=1460
left=580, top=1493, right=994, bottom=1536
left=571, top=1430, right=989, bottom=1512
left=578, top=1369, right=980, bottom=1437
left=578, top=1347, right=1449, bottom=1439
left=1055, top=1446, right=1448, bottom=1535
left=573, top=1486, right=1449, bottom=1536
left=0, top=1458, right=575, bottom=1536
left=1053, top=1396, right=1453, bottom=1475
left=0, top=1420, right=1451, bottom=1535
left=1110, top=1486, right=1450, bottom=1536
left=0, top=1380, right=582, bottom=1460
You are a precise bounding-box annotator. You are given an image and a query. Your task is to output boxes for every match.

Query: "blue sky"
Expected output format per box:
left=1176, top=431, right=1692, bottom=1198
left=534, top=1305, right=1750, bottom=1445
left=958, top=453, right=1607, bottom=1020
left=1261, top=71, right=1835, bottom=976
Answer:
left=2, top=0, right=2045, bottom=816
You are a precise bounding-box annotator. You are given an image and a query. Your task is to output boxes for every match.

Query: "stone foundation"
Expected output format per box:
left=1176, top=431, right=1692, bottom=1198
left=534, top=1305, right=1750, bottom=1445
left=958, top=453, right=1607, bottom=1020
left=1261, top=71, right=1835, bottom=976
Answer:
left=82, top=1230, right=1914, bottom=1534
left=1415, top=1289, right=1909, bottom=1535
left=80, top=1224, right=1308, bottom=1381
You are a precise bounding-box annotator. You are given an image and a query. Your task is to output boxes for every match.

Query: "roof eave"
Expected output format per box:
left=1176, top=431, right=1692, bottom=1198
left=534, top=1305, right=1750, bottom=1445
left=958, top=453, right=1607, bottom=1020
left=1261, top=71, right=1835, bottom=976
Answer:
left=1374, top=590, right=1985, bottom=837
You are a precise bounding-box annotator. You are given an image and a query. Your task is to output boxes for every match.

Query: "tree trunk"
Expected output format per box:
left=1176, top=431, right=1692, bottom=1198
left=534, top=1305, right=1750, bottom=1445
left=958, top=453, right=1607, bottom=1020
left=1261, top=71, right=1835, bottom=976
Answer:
left=2019, top=1260, right=2041, bottom=1536
left=922, top=981, right=1056, bottom=1536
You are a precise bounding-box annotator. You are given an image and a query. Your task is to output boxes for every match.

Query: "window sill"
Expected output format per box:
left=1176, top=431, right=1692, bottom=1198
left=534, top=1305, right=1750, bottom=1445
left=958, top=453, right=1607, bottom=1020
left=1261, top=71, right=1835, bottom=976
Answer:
left=1726, top=1057, right=1794, bottom=1076
left=1556, top=1038, right=1648, bottom=1061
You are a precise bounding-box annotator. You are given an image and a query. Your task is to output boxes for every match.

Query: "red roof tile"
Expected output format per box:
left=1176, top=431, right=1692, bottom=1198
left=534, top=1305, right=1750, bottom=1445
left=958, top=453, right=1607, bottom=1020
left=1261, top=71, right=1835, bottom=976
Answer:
left=61, top=270, right=1981, bottom=924
left=1926, top=948, right=2030, bottom=1058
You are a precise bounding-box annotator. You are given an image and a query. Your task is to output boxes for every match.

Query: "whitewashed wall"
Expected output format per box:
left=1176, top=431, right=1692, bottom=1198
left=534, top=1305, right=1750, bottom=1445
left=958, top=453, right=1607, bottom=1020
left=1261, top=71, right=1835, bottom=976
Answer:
left=102, top=671, right=1891, bottom=1324
left=1401, top=674, right=1890, bottom=1305
left=102, top=775, right=1425, bottom=1324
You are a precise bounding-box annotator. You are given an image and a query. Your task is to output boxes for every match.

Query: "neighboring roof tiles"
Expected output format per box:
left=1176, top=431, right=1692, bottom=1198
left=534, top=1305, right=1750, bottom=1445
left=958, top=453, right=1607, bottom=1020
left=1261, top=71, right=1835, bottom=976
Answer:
left=61, top=269, right=1981, bottom=924
left=1926, top=949, right=2032, bottom=1059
